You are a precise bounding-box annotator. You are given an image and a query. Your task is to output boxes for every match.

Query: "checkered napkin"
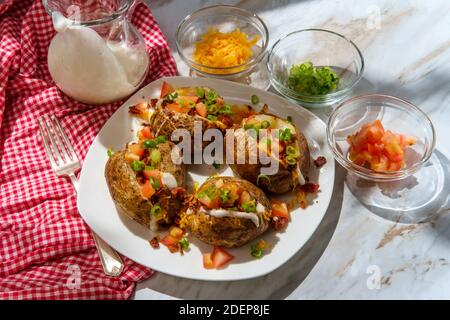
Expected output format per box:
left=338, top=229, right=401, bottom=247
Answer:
left=0, top=0, right=177, bottom=299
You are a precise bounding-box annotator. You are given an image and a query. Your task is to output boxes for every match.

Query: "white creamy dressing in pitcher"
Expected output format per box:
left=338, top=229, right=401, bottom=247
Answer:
left=47, top=12, right=149, bottom=104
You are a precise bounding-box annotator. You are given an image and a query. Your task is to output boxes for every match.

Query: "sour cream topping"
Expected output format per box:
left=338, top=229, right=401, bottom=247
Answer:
left=197, top=202, right=266, bottom=228
left=161, top=172, right=178, bottom=189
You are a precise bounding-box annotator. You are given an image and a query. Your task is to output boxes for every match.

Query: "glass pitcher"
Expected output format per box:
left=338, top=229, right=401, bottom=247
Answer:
left=43, top=0, right=149, bottom=104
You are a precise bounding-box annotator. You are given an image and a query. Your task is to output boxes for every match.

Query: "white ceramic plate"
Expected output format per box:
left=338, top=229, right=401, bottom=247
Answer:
left=77, top=76, right=335, bottom=281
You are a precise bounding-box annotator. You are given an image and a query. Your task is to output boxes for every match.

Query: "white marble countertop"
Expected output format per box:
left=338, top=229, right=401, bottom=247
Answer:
left=134, top=0, right=450, bottom=299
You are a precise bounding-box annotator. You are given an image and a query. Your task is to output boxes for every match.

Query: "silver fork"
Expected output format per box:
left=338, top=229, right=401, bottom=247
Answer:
left=37, top=114, right=124, bottom=277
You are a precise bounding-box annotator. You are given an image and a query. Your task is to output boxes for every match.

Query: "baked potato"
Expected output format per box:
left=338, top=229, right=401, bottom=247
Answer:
left=149, top=82, right=234, bottom=142
left=181, top=177, right=271, bottom=248
left=105, top=132, right=186, bottom=230
left=228, top=111, right=310, bottom=194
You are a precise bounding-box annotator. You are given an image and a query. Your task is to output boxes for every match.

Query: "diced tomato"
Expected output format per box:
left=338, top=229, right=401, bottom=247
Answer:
left=160, top=81, right=174, bottom=98
left=198, top=195, right=220, bottom=209
left=271, top=200, right=289, bottom=219
left=347, top=120, right=416, bottom=173
left=160, top=235, right=180, bottom=253
left=195, top=102, right=207, bottom=117
left=169, top=226, right=184, bottom=239
left=141, top=180, right=155, bottom=198
left=143, top=169, right=160, bottom=179
left=177, top=96, right=199, bottom=105
left=166, top=103, right=191, bottom=113
left=128, top=144, right=145, bottom=157
left=140, top=126, right=153, bottom=140
left=124, top=152, right=140, bottom=163
left=203, top=253, right=214, bottom=269
left=211, top=247, right=234, bottom=268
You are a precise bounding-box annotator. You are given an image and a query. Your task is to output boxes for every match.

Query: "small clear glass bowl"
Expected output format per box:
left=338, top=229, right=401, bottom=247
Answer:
left=176, top=5, right=269, bottom=79
left=327, top=94, right=436, bottom=182
left=267, top=29, right=364, bottom=108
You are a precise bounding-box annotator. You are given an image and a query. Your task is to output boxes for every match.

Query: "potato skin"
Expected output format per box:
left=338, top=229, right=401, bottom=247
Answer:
left=105, top=150, right=153, bottom=228
left=149, top=105, right=220, bottom=142
left=229, top=117, right=310, bottom=194
left=104, top=141, right=186, bottom=229
left=185, top=177, right=271, bottom=248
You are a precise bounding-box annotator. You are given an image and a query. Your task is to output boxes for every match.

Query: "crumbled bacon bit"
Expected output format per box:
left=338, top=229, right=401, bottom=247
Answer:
left=149, top=237, right=160, bottom=249
left=271, top=216, right=288, bottom=231
left=171, top=187, right=186, bottom=197
left=300, top=182, right=320, bottom=194
left=150, top=98, right=158, bottom=107
left=314, top=156, right=327, bottom=168
left=218, top=115, right=233, bottom=128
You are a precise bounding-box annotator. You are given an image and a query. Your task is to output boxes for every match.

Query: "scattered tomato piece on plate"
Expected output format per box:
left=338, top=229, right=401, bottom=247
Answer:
left=211, top=247, right=234, bottom=268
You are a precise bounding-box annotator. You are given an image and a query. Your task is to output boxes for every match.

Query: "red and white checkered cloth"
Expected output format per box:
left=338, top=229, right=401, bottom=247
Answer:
left=0, top=0, right=177, bottom=299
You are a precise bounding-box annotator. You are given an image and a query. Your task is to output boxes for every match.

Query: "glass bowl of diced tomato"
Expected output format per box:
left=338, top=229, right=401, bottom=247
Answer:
left=326, top=94, right=435, bottom=182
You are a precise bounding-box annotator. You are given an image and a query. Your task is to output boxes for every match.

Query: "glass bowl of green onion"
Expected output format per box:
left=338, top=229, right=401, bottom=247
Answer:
left=267, top=29, right=364, bottom=108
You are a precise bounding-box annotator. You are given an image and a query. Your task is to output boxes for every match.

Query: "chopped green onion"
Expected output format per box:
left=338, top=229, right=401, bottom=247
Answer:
left=207, top=115, right=218, bottom=121
left=179, top=238, right=190, bottom=250
left=287, top=116, right=293, bottom=123
left=251, top=94, right=259, bottom=105
left=244, top=123, right=254, bottom=130
left=207, top=90, right=218, bottom=103
left=107, top=148, right=114, bottom=157
left=150, top=149, right=161, bottom=164
left=207, top=104, right=219, bottom=114
left=196, top=87, right=205, bottom=98
left=145, top=165, right=155, bottom=171
left=256, top=174, right=270, bottom=186
left=219, top=189, right=230, bottom=203
left=131, top=160, right=145, bottom=172
left=156, top=135, right=167, bottom=144
left=279, top=128, right=292, bottom=141
left=286, top=145, right=299, bottom=157
left=242, top=201, right=256, bottom=213
left=219, top=104, right=233, bottom=115
left=287, top=61, right=340, bottom=96
left=166, top=92, right=178, bottom=101
left=151, top=204, right=162, bottom=216
left=178, top=99, right=184, bottom=107
left=150, top=177, right=161, bottom=190
left=142, top=139, right=157, bottom=149
left=251, top=245, right=263, bottom=258
left=261, top=120, right=271, bottom=129
left=286, top=155, right=297, bottom=165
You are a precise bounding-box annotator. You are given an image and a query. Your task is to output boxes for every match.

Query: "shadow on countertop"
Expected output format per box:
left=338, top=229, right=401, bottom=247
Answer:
left=133, top=164, right=346, bottom=300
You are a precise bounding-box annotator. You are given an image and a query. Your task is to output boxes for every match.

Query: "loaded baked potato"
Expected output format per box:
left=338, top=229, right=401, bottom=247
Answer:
left=105, top=127, right=186, bottom=230
left=149, top=82, right=235, bottom=141
left=181, top=177, right=271, bottom=248
left=229, top=110, right=310, bottom=194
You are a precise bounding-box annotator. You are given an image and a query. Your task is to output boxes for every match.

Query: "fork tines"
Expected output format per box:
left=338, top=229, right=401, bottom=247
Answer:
left=37, top=114, right=78, bottom=168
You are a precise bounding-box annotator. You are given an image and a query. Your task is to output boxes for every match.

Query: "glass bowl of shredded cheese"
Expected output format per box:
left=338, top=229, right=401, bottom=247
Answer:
left=176, top=5, right=269, bottom=80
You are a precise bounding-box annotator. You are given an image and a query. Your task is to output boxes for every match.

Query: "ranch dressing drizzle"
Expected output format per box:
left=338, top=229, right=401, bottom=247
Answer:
left=296, top=166, right=306, bottom=185
left=161, top=172, right=178, bottom=189
left=199, top=203, right=266, bottom=228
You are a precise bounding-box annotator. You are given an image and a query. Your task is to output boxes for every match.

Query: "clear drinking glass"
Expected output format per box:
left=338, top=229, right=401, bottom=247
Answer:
left=43, top=0, right=149, bottom=104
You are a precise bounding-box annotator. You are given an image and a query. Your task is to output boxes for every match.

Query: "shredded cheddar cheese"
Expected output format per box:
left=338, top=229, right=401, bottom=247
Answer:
left=194, top=28, right=259, bottom=73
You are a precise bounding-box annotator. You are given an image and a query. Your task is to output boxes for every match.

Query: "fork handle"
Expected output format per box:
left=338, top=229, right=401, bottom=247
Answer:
left=91, top=231, right=125, bottom=277
left=68, top=173, right=124, bottom=277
